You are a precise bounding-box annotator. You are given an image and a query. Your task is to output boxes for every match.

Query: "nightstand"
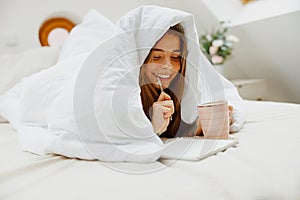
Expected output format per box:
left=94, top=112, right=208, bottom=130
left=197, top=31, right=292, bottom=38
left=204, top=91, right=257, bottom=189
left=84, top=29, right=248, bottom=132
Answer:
left=230, top=79, right=266, bottom=101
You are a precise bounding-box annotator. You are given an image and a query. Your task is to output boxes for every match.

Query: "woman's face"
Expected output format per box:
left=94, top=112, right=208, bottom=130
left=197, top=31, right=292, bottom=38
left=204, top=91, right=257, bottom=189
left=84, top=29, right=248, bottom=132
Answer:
left=143, top=32, right=181, bottom=89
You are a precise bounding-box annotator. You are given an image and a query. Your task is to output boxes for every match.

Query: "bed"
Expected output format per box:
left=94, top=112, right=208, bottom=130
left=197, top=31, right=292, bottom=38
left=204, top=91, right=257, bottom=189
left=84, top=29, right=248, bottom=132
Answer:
left=1, top=100, right=300, bottom=200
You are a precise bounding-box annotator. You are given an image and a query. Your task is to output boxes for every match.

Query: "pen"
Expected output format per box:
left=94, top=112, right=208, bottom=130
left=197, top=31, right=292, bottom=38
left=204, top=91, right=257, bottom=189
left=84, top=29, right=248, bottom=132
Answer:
left=157, top=77, right=164, bottom=93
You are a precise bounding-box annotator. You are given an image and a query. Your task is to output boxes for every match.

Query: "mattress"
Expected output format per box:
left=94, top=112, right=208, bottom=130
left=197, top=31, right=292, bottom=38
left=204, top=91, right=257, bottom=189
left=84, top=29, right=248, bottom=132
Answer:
left=1, top=100, right=300, bottom=200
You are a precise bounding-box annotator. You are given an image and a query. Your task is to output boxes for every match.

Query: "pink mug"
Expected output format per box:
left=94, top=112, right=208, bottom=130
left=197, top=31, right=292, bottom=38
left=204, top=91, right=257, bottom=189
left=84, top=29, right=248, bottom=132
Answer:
left=197, top=100, right=229, bottom=139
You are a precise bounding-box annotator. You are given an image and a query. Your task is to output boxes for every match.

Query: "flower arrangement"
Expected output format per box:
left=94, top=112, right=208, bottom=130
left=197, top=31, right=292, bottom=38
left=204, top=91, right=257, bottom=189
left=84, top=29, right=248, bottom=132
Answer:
left=199, top=21, right=239, bottom=65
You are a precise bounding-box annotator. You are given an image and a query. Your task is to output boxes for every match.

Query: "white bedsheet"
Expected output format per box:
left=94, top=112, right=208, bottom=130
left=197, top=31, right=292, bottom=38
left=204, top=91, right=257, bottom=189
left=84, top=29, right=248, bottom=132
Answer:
left=1, top=100, right=300, bottom=200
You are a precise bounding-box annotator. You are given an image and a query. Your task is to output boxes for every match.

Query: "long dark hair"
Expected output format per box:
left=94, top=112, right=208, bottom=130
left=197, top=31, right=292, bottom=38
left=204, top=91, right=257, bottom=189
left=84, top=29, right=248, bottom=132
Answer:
left=139, top=24, right=187, bottom=138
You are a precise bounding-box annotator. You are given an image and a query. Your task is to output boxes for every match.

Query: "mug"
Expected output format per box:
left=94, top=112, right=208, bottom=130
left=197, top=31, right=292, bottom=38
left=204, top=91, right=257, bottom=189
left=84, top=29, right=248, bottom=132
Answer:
left=197, top=100, right=229, bottom=139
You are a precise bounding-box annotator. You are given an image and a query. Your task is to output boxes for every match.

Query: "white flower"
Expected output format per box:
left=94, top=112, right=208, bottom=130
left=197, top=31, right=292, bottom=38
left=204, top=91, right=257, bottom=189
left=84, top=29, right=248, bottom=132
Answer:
left=206, top=34, right=212, bottom=41
left=224, top=41, right=233, bottom=47
left=209, top=45, right=218, bottom=55
left=226, top=35, right=239, bottom=43
left=212, top=39, right=224, bottom=47
left=211, top=55, right=224, bottom=64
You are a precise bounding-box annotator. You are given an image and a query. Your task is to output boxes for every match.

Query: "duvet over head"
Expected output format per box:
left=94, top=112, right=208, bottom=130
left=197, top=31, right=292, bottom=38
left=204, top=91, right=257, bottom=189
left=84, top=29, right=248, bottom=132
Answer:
left=0, top=6, right=245, bottom=162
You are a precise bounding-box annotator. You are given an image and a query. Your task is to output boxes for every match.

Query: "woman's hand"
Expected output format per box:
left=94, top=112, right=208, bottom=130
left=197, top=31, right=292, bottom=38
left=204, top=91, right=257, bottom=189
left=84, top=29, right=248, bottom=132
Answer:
left=228, top=105, right=234, bottom=125
left=151, top=92, right=174, bottom=135
left=195, top=118, right=203, bottom=136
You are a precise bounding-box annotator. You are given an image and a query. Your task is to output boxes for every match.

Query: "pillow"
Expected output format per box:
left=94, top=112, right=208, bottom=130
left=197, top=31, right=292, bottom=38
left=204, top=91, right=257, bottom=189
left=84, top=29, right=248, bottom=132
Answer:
left=0, top=46, right=59, bottom=122
left=57, top=9, right=115, bottom=61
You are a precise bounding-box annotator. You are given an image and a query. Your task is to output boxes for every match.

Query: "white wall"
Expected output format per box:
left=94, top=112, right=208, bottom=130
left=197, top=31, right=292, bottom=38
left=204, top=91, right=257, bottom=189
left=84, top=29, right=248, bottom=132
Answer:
left=0, top=0, right=217, bottom=53
left=230, top=0, right=300, bottom=26
left=225, top=11, right=300, bottom=103
left=202, top=0, right=242, bottom=22
left=1, top=0, right=300, bottom=103
left=202, top=0, right=300, bottom=103
left=202, top=0, right=300, bottom=26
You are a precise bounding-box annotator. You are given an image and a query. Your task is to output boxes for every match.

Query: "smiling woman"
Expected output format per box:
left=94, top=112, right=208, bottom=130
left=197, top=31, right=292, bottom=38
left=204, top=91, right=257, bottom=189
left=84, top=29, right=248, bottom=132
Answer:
left=39, top=17, right=76, bottom=48
left=139, top=24, right=189, bottom=138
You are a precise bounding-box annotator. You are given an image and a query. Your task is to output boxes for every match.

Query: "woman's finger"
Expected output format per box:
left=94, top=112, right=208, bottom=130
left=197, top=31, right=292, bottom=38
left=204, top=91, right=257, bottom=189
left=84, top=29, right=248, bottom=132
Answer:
left=153, top=103, right=171, bottom=116
left=157, top=92, right=171, bottom=101
left=154, top=100, right=174, bottom=114
left=162, top=107, right=172, bottom=118
left=159, top=100, right=174, bottom=114
left=151, top=104, right=171, bottom=134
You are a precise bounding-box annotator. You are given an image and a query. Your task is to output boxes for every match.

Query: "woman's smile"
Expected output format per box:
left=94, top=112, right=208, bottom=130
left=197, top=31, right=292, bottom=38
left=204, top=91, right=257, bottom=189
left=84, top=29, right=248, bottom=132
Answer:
left=152, top=72, right=176, bottom=88
left=154, top=73, right=171, bottom=79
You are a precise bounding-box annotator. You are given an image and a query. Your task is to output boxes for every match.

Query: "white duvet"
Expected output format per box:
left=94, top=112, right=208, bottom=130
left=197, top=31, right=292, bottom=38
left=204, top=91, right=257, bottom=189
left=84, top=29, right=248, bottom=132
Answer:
left=0, top=6, right=245, bottom=162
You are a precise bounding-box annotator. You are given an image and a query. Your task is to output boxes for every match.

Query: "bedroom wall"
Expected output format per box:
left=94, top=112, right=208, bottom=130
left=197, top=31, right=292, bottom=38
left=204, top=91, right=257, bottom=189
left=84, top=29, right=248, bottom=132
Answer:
left=0, top=0, right=300, bottom=103
left=224, top=11, right=300, bottom=103
left=201, top=0, right=300, bottom=103
left=0, top=0, right=217, bottom=54
left=202, top=0, right=300, bottom=26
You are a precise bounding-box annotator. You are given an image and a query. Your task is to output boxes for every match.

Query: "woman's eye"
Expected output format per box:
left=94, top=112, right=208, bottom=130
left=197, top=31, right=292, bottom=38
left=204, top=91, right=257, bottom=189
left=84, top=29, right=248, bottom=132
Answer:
left=152, top=56, right=161, bottom=60
left=171, top=56, right=181, bottom=61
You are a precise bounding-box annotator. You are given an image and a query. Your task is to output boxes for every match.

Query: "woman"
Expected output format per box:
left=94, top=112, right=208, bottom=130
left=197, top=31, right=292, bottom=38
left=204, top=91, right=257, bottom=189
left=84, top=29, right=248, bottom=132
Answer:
left=139, top=24, right=234, bottom=138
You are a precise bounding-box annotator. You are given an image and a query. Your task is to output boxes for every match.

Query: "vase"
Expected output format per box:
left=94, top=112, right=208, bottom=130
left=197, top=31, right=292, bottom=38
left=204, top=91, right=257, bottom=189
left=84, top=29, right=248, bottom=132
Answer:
left=214, top=65, right=225, bottom=76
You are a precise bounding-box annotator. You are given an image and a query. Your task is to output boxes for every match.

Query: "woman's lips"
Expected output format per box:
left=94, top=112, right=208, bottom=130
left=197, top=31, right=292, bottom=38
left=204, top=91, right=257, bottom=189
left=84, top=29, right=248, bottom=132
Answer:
left=154, top=73, right=171, bottom=79
left=153, top=73, right=173, bottom=88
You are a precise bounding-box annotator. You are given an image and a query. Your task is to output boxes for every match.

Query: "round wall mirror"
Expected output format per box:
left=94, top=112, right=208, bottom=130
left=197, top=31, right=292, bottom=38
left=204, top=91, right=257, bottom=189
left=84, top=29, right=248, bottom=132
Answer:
left=39, top=17, right=76, bottom=47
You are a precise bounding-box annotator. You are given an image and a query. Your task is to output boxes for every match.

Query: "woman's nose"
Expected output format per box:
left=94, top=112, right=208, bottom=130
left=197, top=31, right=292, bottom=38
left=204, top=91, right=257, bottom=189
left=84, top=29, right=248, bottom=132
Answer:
left=161, top=57, right=172, bottom=69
